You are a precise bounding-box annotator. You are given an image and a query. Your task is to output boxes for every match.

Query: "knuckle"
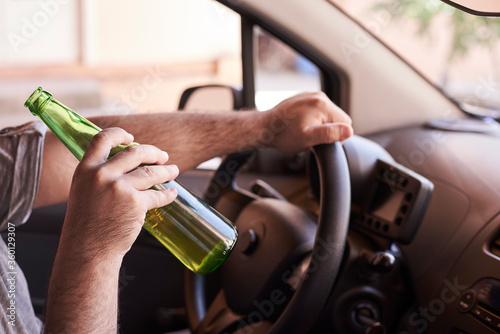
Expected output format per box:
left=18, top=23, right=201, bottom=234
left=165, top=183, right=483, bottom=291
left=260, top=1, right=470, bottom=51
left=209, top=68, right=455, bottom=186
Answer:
left=110, top=179, right=133, bottom=199
left=164, top=188, right=177, bottom=203
left=308, top=93, right=326, bottom=107
left=319, top=128, right=330, bottom=143
left=155, top=189, right=176, bottom=208
left=92, top=166, right=109, bottom=185
left=313, top=91, right=327, bottom=99
left=321, top=126, right=338, bottom=143
left=112, top=181, right=128, bottom=198
left=122, top=144, right=140, bottom=156
left=93, top=131, right=111, bottom=143
left=109, top=180, right=122, bottom=195
left=151, top=191, right=164, bottom=208
left=141, top=165, right=156, bottom=178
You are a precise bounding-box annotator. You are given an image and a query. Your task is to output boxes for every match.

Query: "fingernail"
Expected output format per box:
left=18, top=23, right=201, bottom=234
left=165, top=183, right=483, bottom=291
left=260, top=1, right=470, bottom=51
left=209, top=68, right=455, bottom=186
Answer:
left=168, top=165, right=179, bottom=174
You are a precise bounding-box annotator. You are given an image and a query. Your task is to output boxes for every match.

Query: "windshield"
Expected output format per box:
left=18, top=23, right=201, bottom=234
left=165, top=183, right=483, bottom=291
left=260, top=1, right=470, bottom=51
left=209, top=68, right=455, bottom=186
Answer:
left=331, top=0, right=500, bottom=118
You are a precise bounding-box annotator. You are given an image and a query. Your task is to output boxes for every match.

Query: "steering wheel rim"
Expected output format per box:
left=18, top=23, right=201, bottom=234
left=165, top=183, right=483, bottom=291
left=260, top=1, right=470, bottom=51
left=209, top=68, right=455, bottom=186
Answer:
left=185, top=142, right=351, bottom=333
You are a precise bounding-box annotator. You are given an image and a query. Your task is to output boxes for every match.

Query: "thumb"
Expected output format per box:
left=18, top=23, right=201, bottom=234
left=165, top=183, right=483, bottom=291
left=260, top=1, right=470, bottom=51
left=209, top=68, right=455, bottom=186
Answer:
left=305, top=123, right=353, bottom=145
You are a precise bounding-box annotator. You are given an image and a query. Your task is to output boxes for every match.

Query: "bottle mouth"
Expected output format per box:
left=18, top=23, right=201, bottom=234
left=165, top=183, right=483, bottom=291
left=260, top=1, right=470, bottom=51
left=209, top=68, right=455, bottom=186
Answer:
left=25, top=87, right=51, bottom=115
left=24, top=87, right=43, bottom=108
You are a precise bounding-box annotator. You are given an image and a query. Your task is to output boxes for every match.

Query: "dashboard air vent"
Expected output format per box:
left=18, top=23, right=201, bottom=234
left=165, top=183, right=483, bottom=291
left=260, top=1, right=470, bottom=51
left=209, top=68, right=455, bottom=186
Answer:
left=491, top=232, right=500, bottom=257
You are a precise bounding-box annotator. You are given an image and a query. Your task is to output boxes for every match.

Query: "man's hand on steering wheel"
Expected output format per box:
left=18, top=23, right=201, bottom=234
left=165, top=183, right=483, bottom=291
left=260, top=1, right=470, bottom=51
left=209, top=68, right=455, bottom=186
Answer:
left=265, top=92, right=353, bottom=153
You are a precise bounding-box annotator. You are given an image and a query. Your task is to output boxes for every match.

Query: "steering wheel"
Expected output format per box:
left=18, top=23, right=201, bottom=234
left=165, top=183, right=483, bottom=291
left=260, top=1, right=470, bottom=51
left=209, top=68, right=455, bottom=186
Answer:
left=184, top=142, right=351, bottom=334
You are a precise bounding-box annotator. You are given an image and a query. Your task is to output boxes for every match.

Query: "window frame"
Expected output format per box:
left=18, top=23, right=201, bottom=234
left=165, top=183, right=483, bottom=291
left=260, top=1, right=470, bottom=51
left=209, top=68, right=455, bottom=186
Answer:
left=229, top=1, right=347, bottom=111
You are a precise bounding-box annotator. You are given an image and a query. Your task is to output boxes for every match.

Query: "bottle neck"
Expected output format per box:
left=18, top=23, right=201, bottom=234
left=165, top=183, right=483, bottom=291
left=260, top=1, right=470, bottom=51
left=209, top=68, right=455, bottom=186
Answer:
left=25, top=87, right=134, bottom=161
left=25, top=87, right=102, bottom=161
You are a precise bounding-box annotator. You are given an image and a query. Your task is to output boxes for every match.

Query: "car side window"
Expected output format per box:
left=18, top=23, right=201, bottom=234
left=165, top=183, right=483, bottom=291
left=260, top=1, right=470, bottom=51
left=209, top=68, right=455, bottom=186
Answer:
left=254, top=27, right=322, bottom=111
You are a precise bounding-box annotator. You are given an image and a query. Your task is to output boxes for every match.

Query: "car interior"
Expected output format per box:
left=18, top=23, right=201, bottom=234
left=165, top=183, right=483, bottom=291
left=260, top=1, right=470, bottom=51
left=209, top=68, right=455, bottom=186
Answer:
left=3, top=0, right=500, bottom=333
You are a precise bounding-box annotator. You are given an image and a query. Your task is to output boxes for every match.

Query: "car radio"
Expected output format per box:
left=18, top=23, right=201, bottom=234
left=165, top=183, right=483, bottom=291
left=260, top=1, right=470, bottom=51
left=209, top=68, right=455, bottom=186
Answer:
left=350, top=159, right=434, bottom=244
left=458, top=278, right=500, bottom=332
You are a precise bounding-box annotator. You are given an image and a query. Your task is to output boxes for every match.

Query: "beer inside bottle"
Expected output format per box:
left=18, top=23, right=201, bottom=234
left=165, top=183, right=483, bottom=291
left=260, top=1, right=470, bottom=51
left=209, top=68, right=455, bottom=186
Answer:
left=25, top=87, right=238, bottom=275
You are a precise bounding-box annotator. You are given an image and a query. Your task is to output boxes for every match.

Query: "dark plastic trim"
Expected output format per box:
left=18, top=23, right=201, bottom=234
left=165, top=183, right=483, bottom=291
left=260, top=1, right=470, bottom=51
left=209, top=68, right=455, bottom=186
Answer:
left=441, top=0, right=500, bottom=17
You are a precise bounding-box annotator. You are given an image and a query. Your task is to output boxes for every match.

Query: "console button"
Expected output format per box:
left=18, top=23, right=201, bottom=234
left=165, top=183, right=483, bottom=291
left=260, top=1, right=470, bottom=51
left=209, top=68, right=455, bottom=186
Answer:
left=492, top=316, right=500, bottom=330
left=457, top=290, right=476, bottom=313
left=483, top=313, right=494, bottom=326
left=471, top=305, right=500, bottom=330
left=399, top=177, right=409, bottom=187
left=471, top=306, right=482, bottom=318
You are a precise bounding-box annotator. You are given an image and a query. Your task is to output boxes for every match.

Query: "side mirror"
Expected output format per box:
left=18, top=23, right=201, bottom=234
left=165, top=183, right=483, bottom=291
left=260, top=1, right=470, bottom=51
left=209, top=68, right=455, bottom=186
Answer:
left=177, top=85, right=244, bottom=170
left=178, top=85, right=243, bottom=111
left=442, top=0, right=500, bottom=16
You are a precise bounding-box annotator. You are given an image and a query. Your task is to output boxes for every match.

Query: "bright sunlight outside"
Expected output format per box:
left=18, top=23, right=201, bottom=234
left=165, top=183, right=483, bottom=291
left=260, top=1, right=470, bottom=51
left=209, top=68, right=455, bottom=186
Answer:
left=333, top=0, right=500, bottom=118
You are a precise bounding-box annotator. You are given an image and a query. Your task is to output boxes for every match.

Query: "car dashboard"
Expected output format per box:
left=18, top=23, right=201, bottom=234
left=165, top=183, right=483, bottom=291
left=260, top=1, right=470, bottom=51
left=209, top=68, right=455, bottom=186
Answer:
left=366, top=121, right=500, bottom=334
left=239, top=124, right=500, bottom=334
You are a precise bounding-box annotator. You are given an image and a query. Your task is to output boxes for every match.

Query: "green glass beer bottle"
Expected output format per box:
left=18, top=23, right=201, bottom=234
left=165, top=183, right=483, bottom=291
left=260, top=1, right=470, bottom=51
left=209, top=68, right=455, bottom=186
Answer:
left=25, top=87, right=238, bottom=275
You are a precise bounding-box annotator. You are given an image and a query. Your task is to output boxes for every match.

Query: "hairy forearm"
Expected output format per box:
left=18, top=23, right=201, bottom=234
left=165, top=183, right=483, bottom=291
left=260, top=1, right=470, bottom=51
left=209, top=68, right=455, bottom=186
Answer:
left=44, top=243, right=122, bottom=334
left=91, top=111, right=266, bottom=171
left=35, top=111, right=265, bottom=208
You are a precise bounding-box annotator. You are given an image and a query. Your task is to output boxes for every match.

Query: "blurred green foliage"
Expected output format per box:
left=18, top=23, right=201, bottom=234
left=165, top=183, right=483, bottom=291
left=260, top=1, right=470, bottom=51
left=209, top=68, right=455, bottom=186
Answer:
left=373, top=0, right=500, bottom=60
